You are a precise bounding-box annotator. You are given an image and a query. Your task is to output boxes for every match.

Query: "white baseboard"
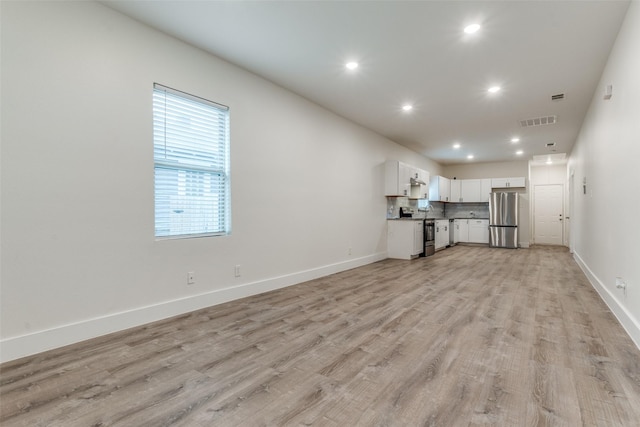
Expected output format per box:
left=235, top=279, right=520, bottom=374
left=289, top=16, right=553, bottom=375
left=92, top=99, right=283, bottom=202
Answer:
left=573, top=251, right=640, bottom=350
left=0, top=252, right=387, bottom=363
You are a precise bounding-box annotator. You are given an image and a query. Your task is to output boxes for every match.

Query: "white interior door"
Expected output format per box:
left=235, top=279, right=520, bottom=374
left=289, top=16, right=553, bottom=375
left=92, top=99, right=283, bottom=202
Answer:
left=534, top=184, right=564, bottom=245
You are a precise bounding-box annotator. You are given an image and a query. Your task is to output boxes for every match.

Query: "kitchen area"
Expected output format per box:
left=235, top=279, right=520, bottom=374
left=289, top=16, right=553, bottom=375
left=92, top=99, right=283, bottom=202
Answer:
left=385, top=160, right=523, bottom=260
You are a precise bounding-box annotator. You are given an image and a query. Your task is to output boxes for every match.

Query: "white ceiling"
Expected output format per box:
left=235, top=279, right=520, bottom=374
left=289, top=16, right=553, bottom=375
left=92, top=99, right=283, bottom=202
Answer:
left=104, top=0, right=630, bottom=165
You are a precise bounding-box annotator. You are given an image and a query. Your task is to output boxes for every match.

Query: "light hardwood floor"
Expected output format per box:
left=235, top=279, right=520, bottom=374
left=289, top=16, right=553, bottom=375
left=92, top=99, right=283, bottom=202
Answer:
left=2, top=245, right=640, bottom=426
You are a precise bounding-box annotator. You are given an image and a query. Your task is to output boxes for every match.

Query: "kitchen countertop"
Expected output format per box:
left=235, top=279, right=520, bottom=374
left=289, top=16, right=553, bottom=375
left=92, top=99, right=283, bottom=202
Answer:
left=388, top=217, right=489, bottom=221
left=451, top=217, right=489, bottom=220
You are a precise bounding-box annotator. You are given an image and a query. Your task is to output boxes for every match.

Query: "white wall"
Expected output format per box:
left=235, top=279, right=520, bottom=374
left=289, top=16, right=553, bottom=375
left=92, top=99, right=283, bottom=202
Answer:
left=568, top=0, right=640, bottom=348
left=443, top=161, right=530, bottom=247
left=0, top=1, right=441, bottom=362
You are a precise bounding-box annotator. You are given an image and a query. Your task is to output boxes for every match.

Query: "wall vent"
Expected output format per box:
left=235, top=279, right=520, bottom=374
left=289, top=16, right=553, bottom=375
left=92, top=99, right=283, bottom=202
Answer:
left=551, top=93, right=565, bottom=101
left=519, top=115, right=557, bottom=128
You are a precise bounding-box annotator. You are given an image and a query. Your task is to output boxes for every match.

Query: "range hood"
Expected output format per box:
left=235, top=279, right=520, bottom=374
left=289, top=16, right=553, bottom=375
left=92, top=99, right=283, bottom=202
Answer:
left=410, top=177, right=426, bottom=186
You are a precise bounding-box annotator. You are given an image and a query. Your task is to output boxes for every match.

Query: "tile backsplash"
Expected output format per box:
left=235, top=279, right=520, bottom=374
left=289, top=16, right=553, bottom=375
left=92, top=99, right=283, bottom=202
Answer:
left=386, top=197, right=421, bottom=218
left=423, top=201, right=445, bottom=219
left=387, top=198, right=488, bottom=219
left=445, top=202, right=489, bottom=219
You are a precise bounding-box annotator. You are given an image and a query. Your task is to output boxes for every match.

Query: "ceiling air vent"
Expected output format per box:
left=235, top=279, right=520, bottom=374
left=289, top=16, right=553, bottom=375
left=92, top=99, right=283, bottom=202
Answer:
left=551, top=93, right=565, bottom=101
left=519, top=115, right=557, bottom=128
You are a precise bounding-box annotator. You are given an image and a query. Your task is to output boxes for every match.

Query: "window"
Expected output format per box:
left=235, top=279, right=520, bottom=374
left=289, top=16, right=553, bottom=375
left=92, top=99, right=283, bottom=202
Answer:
left=153, top=83, right=230, bottom=238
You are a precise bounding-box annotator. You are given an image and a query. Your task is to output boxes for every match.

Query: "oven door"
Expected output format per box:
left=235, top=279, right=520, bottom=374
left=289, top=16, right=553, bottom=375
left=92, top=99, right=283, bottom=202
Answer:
left=424, top=221, right=435, bottom=243
left=423, top=221, right=436, bottom=257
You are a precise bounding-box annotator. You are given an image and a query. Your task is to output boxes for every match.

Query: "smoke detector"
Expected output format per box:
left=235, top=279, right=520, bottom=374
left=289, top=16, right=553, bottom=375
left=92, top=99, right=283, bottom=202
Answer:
left=519, top=115, right=557, bottom=127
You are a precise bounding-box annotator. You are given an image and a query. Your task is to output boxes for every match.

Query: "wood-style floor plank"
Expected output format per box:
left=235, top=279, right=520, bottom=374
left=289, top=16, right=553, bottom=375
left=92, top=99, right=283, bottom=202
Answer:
left=2, top=245, right=640, bottom=426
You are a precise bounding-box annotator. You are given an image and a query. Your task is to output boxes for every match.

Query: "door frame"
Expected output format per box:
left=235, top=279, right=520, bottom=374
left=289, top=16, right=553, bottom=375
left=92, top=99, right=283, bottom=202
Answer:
left=568, top=170, right=574, bottom=253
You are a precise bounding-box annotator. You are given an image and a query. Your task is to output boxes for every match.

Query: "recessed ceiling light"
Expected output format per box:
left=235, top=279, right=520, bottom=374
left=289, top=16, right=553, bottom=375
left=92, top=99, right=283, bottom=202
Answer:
left=464, top=24, right=481, bottom=34
left=511, top=137, right=520, bottom=143
left=345, top=61, right=358, bottom=70
left=402, top=104, right=413, bottom=112
left=467, top=154, right=474, bottom=160
left=453, top=143, right=461, bottom=149
left=516, top=150, right=524, bottom=155
left=488, top=86, right=501, bottom=93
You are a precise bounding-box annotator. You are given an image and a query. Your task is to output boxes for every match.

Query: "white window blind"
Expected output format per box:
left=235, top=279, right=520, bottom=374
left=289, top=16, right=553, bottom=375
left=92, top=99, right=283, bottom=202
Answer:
left=153, top=83, right=230, bottom=238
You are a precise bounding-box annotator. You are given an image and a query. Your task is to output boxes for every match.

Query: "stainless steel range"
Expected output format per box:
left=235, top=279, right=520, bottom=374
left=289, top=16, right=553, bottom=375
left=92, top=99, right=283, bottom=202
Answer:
left=423, top=220, right=435, bottom=257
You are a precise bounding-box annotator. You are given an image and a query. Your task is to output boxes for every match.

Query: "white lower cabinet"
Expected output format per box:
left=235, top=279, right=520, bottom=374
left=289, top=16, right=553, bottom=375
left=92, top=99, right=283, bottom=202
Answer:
left=454, top=219, right=488, bottom=244
left=453, top=220, right=460, bottom=244
left=435, top=219, right=449, bottom=250
left=454, top=219, right=469, bottom=243
left=468, top=219, right=489, bottom=243
left=387, top=220, right=424, bottom=260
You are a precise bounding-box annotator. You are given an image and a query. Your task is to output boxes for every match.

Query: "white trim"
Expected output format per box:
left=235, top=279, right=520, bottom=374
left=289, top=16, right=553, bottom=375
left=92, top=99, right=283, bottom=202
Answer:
left=0, top=252, right=386, bottom=363
left=573, top=251, right=640, bottom=350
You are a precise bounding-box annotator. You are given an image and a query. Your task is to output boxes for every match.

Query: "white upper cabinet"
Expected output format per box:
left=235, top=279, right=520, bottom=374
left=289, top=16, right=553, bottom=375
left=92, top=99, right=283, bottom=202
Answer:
left=385, top=160, right=411, bottom=196
left=450, top=180, right=461, bottom=203
left=429, top=176, right=450, bottom=202
left=450, top=179, right=486, bottom=203
left=410, top=168, right=429, bottom=199
left=385, top=161, right=429, bottom=199
left=400, top=163, right=413, bottom=196
left=480, top=178, right=492, bottom=202
left=414, top=168, right=428, bottom=184
left=461, top=179, right=482, bottom=202
left=491, top=177, right=526, bottom=189
left=388, top=165, right=524, bottom=200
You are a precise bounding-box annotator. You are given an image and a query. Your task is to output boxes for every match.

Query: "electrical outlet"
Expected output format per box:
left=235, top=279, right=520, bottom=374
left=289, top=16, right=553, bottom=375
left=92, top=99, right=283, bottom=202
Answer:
left=187, top=271, right=195, bottom=285
left=348, top=247, right=352, bottom=256
left=234, top=265, right=241, bottom=277
left=615, top=277, right=626, bottom=290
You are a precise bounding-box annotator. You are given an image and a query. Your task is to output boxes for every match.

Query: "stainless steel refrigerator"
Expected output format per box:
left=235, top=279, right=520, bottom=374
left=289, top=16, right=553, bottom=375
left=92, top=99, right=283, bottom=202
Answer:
left=489, top=192, right=518, bottom=248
